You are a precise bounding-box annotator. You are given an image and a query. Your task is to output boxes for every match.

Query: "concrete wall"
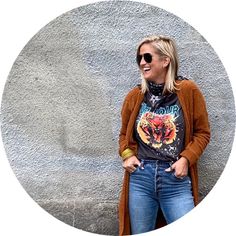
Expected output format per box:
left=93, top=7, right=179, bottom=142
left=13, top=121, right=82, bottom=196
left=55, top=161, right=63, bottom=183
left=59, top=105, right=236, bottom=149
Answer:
left=1, top=0, right=235, bottom=235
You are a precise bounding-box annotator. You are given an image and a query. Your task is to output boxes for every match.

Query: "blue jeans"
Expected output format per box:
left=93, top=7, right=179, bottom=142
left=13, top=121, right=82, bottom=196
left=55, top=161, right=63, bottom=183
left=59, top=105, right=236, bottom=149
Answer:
left=129, top=159, right=194, bottom=235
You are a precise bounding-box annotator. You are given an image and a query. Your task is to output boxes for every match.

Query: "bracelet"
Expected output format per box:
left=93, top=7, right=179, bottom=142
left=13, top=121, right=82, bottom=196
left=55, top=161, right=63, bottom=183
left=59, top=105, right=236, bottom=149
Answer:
left=121, top=148, right=134, bottom=160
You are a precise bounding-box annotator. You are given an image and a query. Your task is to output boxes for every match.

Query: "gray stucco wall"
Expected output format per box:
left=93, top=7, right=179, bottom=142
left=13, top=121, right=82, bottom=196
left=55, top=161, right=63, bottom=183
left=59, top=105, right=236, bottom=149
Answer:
left=0, top=1, right=235, bottom=235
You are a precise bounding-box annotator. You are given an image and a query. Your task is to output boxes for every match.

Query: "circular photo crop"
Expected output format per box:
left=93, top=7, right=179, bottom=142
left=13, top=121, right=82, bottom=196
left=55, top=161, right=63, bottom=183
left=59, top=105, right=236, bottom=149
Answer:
left=1, top=1, right=235, bottom=235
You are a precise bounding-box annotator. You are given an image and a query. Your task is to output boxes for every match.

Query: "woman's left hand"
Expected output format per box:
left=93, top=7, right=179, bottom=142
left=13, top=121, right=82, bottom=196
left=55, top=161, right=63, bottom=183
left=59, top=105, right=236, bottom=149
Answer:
left=165, top=157, right=189, bottom=178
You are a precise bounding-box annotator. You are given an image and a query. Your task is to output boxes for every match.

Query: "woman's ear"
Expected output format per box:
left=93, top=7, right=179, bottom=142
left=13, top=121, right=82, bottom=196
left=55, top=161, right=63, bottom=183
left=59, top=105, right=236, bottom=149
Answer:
left=163, top=57, right=170, bottom=68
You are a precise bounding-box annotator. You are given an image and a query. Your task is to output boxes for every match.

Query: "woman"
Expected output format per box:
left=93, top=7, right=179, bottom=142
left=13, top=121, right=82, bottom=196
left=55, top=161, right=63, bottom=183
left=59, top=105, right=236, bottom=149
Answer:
left=118, top=35, right=210, bottom=235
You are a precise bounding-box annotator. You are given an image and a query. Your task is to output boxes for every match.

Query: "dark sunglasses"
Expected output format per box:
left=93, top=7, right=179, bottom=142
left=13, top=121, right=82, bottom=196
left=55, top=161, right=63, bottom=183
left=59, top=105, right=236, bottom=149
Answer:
left=136, top=53, right=153, bottom=65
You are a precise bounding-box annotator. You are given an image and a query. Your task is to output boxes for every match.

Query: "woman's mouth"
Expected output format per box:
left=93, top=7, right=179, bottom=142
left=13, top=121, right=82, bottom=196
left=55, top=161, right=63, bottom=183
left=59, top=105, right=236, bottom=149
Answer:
left=143, top=67, right=151, bottom=73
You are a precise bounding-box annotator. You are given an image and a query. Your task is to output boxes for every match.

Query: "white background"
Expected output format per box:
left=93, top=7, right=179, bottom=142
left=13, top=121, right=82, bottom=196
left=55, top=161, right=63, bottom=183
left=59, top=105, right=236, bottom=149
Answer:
left=0, top=0, right=235, bottom=235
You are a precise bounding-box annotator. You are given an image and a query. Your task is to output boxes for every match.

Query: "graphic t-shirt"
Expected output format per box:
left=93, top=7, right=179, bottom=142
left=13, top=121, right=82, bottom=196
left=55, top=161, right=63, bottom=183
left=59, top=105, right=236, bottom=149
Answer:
left=134, top=91, right=185, bottom=162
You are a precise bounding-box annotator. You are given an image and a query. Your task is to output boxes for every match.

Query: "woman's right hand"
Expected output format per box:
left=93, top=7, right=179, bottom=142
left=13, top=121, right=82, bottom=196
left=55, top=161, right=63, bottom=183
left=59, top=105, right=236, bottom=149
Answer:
left=122, top=156, right=141, bottom=173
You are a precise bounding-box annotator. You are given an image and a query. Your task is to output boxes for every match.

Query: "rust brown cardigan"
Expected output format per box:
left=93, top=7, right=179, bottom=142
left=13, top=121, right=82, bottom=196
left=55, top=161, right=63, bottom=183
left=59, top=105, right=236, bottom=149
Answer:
left=118, top=79, right=210, bottom=236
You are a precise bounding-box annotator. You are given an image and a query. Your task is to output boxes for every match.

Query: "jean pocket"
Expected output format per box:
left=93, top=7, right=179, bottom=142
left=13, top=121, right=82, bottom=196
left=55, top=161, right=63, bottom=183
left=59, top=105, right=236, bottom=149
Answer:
left=171, top=172, right=189, bottom=181
left=130, top=160, right=144, bottom=175
left=130, top=165, right=139, bottom=175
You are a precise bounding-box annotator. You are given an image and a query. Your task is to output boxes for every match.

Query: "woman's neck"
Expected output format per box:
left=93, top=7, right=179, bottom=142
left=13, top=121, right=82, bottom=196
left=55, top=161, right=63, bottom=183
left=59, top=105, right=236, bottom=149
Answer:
left=152, top=78, right=165, bottom=84
left=151, top=71, right=166, bottom=84
left=149, top=79, right=165, bottom=85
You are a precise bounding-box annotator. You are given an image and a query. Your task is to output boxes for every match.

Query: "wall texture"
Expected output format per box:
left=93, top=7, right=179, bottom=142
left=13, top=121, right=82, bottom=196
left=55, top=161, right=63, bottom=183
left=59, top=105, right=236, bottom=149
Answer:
left=1, top=0, right=235, bottom=235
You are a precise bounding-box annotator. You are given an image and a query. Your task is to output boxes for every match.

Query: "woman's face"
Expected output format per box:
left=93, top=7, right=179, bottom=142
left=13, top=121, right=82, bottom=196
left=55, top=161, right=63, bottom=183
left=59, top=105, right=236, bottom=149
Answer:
left=137, top=43, right=169, bottom=83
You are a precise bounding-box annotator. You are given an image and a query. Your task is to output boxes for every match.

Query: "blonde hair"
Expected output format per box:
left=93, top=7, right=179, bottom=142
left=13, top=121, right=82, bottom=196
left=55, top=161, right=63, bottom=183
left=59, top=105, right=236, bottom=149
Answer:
left=136, top=35, right=179, bottom=94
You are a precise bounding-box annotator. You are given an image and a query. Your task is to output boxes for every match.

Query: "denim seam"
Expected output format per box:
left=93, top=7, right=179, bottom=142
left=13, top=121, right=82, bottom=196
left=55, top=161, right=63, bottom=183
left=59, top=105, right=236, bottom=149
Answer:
left=154, top=162, right=157, bottom=193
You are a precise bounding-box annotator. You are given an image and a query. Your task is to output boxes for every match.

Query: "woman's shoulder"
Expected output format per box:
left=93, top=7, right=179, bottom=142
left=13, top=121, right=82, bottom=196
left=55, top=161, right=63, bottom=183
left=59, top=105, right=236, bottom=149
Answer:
left=175, top=76, right=199, bottom=90
left=124, top=84, right=142, bottom=100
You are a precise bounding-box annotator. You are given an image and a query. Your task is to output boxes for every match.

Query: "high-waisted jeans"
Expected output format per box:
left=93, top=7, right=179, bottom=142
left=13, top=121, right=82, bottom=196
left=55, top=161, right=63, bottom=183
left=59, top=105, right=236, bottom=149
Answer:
left=129, top=159, right=194, bottom=235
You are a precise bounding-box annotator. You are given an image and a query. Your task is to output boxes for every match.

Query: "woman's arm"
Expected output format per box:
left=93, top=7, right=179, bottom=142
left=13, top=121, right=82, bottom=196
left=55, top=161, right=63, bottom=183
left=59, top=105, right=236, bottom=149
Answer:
left=119, top=92, right=141, bottom=172
left=118, top=96, right=136, bottom=160
left=180, top=84, right=211, bottom=166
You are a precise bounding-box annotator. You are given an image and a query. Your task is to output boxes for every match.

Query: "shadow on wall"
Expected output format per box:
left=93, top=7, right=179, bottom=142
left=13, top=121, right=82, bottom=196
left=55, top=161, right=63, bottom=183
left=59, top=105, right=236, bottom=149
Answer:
left=0, top=1, right=235, bottom=235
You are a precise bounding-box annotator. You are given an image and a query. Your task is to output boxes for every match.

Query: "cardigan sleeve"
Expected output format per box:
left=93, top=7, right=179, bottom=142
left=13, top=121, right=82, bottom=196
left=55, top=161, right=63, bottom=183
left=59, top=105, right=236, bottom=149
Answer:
left=118, top=93, right=136, bottom=160
left=180, top=84, right=211, bottom=166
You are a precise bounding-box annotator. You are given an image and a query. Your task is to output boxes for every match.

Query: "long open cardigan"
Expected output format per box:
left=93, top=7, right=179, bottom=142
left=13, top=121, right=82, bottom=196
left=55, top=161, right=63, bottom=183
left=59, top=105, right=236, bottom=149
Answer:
left=118, top=79, right=211, bottom=235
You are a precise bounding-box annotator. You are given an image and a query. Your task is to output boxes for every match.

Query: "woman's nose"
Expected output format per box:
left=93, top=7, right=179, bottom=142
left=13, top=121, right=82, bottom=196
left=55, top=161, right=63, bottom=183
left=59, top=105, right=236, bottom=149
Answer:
left=140, top=57, right=146, bottom=66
